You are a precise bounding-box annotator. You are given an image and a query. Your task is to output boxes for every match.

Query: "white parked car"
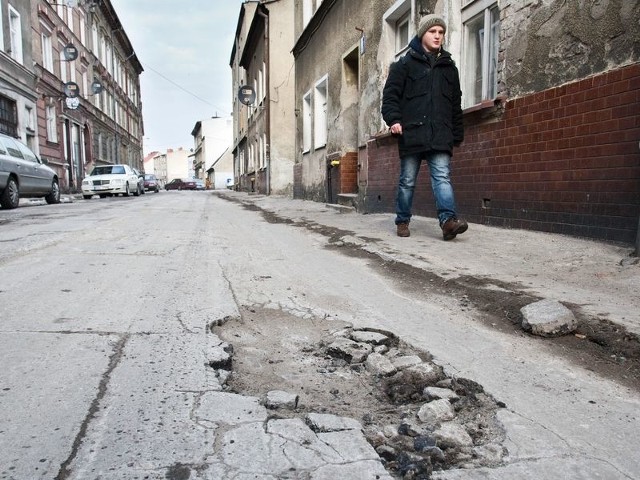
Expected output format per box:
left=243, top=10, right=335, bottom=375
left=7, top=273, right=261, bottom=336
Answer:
left=0, top=132, right=60, bottom=209
left=82, top=164, right=143, bottom=199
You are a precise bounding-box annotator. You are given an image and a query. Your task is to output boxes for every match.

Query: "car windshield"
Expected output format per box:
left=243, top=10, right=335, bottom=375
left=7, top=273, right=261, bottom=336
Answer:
left=91, top=165, right=125, bottom=175
left=144, top=174, right=155, bottom=180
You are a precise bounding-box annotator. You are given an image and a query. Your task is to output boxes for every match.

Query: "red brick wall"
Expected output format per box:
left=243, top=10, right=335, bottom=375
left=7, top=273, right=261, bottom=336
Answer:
left=365, top=63, right=640, bottom=244
left=339, top=152, right=358, bottom=194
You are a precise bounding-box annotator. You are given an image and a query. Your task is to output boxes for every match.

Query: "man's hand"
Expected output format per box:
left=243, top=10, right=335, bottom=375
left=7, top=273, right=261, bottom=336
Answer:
left=390, top=123, right=403, bottom=135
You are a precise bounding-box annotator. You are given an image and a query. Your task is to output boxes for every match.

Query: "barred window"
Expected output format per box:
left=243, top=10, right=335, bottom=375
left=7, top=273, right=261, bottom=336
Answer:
left=0, top=95, right=18, bottom=137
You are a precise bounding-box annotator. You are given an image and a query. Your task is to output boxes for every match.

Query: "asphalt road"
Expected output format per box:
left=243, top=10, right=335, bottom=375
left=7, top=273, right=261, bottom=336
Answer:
left=0, top=190, right=638, bottom=479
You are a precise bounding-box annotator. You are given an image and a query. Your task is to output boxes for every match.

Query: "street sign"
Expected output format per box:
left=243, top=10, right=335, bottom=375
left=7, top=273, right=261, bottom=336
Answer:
left=63, top=82, right=80, bottom=98
left=238, top=85, right=256, bottom=106
left=65, top=97, right=80, bottom=110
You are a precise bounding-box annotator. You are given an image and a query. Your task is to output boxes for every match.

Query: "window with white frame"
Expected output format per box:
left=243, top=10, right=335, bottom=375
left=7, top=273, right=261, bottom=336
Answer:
left=91, top=23, right=98, bottom=54
left=303, top=0, right=324, bottom=28
left=46, top=105, right=58, bottom=142
left=0, top=0, right=4, bottom=51
left=25, top=106, right=35, bottom=132
left=41, top=28, right=54, bottom=72
left=383, top=0, right=412, bottom=59
left=313, top=76, right=328, bottom=149
left=79, top=15, right=86, bottom=46
left=302, top=91, right=311, bottom=153
left=462, top=0, right=500, bottom=108
left=59, top=48, right=68, bottom=83
left=8, top=6, right=23, bottom=64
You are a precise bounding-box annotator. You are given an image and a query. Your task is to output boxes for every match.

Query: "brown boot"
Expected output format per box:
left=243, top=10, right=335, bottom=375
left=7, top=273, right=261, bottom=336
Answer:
left=396, top=222, right=410, bottom=237
left=441, top=217, right=468, bottom=241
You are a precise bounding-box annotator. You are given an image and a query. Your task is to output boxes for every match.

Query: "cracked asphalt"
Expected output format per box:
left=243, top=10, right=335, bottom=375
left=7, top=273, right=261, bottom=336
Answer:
left=0, top=190, right=638, bottom=479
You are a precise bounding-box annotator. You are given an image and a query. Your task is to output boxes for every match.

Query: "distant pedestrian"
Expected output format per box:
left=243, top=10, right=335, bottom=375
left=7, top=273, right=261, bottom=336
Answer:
left=381, top=13, right=468, bottom=241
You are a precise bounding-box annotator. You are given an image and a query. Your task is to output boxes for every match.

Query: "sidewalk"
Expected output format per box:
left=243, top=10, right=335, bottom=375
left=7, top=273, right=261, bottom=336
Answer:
left=217, top=190, right=639, bottom=336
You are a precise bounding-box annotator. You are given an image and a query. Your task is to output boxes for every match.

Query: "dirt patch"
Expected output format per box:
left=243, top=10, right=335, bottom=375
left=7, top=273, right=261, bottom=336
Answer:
left=214, top=307, right=506, bottom=478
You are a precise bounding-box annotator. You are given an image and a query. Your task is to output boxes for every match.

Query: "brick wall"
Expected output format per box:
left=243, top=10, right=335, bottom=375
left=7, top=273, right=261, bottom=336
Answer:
left=293, top=163, right=303, bottom=199
left=365, top=63, right=640, bottom=244
left=339, top=152, right=358, bottom=194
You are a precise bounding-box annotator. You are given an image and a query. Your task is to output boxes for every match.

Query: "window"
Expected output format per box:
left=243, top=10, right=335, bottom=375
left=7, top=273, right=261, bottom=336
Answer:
left=41, top=28, right=54, bottom=72
left=462, top=0, right=500, bottom=107
left=0, top=95, right=18, bottom=137
left=303, top=0, right=324, bottom=28
left=8, top=6, right=23, bottom=64
left=302, top=91, right=311, bottom=153
left=395, top=12, right=410, bottom=53
left=313, top=76, right=328, bottom=149
left=25, top=106, right=35, bottom=132
left=91, top=24, right=98, bottom=54
left=46, top=105, right=58, bottom=142
left=383, top=0, right=412, bottom=59
left=59, top=49, right=68, bottom=83
left=79, top=15, right=86, bottom=46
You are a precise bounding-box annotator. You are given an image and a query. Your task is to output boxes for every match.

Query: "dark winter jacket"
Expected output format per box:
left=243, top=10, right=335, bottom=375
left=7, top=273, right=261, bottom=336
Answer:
left=381, top=37, right=464, bottom=156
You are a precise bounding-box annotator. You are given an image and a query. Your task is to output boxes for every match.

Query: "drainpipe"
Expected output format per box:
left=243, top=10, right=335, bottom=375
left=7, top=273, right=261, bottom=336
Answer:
left=257, top=7, right=270, bottom=195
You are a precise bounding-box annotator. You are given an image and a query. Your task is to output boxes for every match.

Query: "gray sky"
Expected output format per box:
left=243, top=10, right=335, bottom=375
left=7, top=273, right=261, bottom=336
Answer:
left=110, top=0, right=245, bottom=155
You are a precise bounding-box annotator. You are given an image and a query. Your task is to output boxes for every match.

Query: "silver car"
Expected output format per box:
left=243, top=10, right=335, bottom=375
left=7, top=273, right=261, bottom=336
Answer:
left=0, top=133, right=61, bottom=209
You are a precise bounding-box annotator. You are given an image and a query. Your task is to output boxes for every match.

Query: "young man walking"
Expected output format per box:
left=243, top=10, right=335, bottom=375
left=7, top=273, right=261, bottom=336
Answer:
left=381, top=14, right=468, bottom=241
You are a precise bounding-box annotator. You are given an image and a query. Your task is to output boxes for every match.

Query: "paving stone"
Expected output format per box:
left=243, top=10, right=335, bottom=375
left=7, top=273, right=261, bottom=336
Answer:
left=418, top=398, right=455, bottom=424
left=391, top=355, right=423, bottom=370
left=424, top=386, right=460, bottom=402
left=196, top=392, right=267, bottom=425
left=365, top=352, right=397, bottom=376
left=521, top=299, right=577, bottom=337
left=326, top=337, right=372, bottom=363
left=266, top=418, right=343, bottom=468
left=306, top=413, right=362, bottom=432
left=316, top=429, right=380, bottom=462
left=350, top=330, right=390, bottom=345
left=264, top=390, right=299, bottom=410
left=311, top=459, right=393, bottom=479
left=434, top=422, right=474, bottom=448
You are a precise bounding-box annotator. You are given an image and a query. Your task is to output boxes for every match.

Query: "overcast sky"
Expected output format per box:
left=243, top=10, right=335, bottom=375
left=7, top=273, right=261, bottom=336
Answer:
left=110, top=0, right=245, bottom=155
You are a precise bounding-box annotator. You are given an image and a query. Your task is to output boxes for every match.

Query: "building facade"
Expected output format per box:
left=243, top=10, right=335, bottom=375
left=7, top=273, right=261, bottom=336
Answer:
left=291, top=0, right=639, bottom=244
left=0, top=0, right=39, bottom=153
left=191, top=116, right=233, bottom=189
left=30, top=0, right=143, bottom=192
left=230, top=0, right=296, bottom=195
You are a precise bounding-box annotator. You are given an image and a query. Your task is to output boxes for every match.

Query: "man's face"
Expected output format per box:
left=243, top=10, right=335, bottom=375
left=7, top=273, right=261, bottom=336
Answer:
left=421, top=26, right=445, bottom=53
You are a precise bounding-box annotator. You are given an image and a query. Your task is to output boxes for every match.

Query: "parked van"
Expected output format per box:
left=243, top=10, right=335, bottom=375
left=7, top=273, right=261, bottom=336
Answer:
left=0, top=133, right=60, bottom=209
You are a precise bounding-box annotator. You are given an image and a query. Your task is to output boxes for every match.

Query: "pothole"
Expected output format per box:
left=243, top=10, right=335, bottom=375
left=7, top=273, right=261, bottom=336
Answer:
left=210, top=306, right=506, bottom=478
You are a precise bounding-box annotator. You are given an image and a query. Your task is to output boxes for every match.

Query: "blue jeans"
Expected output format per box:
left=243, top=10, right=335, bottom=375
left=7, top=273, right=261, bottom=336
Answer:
left=395, top=151, right=457, bottom=226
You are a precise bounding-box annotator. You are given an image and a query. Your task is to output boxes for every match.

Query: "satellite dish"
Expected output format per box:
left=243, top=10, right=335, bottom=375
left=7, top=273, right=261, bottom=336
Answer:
left=91, top=80, right=104, bottom=94
left=63, top=43, right=78, bottom=61
left=238, top=85, right=256, bottom=106
left=63, top=82, right=80, bottom=98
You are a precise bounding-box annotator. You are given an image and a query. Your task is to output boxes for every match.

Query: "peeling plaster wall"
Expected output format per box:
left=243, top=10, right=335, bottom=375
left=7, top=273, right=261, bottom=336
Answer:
left=501, top=0, right=640, bottom=99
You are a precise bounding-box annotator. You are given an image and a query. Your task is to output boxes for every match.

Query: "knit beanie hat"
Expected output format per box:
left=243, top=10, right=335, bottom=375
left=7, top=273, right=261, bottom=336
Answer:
left=417, top=14, right=447, bottom=38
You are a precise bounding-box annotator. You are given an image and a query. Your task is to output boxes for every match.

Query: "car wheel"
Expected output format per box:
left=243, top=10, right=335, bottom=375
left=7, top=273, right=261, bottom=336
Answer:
left=99, top=194, right=107, bottom=198
left=124, top=183, right=130, bottom=197
left=0, top=177, right=19, bottom=209
left=155, top=187, right=159, bottom=193
left=83, top=195, right=93, bottom=200
left=133, top=184, right=140, bottom=197
left=45, top=179, right=61, bottom=204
